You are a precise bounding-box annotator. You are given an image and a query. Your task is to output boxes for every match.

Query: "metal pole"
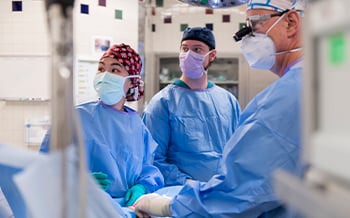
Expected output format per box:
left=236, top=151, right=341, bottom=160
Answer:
left=45, top=0, right=74, bottom=152
left=44, top=1, right=86, bottom=218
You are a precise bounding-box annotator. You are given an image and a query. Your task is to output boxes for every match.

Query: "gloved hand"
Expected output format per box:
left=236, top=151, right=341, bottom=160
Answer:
left=124, top=184, right=146, bottom=207
left=186, top=178, right=195, bottom=183
left=134, top=193, right=171, bottom=218
left=91, top=172, right=111, bottom=191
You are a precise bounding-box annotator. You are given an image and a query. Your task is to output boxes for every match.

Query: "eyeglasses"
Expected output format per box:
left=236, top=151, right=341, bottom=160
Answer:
left=233, top=10, right=289, bottom=42
left=247, top=10, right=289, bottom=31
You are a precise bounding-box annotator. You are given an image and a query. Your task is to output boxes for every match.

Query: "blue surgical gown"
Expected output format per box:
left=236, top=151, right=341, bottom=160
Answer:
left=40, top=101, right=164, bottom=203
left=170, top=61, right=304, bottom=217
left=142, top=81, right=241, bottom=186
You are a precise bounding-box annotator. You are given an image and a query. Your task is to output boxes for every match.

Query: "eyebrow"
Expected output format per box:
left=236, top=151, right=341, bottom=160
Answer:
left=111, top=63, right=124, bottom=68
left=98, top=61, right=124, bottom=68
left=181, top=44, right=205, bottom=49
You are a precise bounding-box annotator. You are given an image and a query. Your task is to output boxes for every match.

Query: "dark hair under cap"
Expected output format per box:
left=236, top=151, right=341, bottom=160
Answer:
left=181, top=27, right=216, bottom=50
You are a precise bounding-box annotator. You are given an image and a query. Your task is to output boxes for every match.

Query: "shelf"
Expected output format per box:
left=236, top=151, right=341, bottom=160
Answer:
left=0, top=98, right=50, bottom=102
left=213, top=80, right=239, bottom=85
left=158, top=55, right=240, bottom=98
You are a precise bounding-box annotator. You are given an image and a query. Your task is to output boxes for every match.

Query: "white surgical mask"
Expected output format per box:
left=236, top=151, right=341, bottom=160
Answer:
left=179, top=50, right=212, bottom=79
left=241, top=13, right=287, bottom=70
left=93, top=72, right=140, bottom=105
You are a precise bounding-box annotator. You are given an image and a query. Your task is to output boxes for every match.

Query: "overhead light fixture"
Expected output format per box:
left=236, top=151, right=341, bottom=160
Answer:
left=177, top=0, right=248, bottom=8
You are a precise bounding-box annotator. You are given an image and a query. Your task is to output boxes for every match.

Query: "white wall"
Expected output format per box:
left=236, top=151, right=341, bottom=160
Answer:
left=0, top=101, right=49, bottom=149
left=0, top=0, right=139, bottom=150
left=75, top=0, right=139, bottom=55
left=0, top=1, right=49, bottom=54
left=0, top=0, right=277, bottom=150
left=142, top=0, right=278, bottom=107
left=150, top=3, right=246, bottom=53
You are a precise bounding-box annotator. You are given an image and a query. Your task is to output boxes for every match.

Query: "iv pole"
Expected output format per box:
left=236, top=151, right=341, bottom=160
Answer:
left=44, top=0, right=86, bottom=217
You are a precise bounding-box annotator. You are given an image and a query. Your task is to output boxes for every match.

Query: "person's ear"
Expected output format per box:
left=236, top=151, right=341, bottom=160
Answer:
left=209, top=49, right=217, bottom=62
left=286, top=10, right=300, bottom=38
left=124, top=78, right=133, bottom=92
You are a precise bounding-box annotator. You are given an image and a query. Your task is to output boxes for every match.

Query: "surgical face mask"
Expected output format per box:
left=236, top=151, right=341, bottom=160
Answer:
left=241, top=33, right=276, bottom=70
left=179, top=50, right=212, bottom=79
left=241, top=13, right=286, bottom=70
left=93, top=72, right=140, bottom=105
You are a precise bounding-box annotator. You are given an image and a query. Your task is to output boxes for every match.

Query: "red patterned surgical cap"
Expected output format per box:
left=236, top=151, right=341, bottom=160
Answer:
left=100, top=43, right=144, bottom=101
left=100, top=43, right=142, bottom=76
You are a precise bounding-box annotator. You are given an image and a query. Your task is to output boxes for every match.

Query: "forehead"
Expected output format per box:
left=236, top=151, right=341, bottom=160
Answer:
left=99, top=57, right=122, bottom=66
left=247, top=8, right=275, bottom=17
left=181, top=40, right=208, bottom=48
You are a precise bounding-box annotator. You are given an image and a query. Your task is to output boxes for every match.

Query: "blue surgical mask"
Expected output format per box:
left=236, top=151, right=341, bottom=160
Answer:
left=93, top=72, right=140, bottom=105
left=179, top=50, right=212, bottom=79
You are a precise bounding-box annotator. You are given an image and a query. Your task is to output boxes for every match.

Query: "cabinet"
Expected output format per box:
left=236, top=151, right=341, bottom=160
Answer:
left=146, top=53, right=278, bottom=109
left=158, top=54, right=240, bottom=98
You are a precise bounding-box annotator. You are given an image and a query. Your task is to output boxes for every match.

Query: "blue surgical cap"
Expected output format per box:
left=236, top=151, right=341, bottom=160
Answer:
left=247, top=0, right=306, bottom=12
left=181, top=27, right=216, bottom=50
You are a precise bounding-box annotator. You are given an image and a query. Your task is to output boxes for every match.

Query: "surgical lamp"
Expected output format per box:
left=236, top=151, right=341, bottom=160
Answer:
left=177, top=0, right=248, bottom=8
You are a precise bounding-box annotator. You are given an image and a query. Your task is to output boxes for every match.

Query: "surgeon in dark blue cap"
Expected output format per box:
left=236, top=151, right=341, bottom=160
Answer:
left=142, top=26, right=241, bottom=187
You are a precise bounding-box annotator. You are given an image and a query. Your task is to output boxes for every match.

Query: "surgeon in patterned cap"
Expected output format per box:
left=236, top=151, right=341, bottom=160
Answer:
left=98, top=43, right=144, bottom=103
left=134, top=0, right=307, bottom=217
left=40, top=43, right=164, bottom=216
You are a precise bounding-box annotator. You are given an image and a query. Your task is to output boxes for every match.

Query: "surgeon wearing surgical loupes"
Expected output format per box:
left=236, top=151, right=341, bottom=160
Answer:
left=40, top=44, right=164, bottom=211
left=134, top=0, right=306, bottom=217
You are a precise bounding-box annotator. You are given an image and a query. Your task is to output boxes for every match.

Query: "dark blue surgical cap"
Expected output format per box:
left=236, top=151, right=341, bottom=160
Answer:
left=181, top=27, right=216, bottom=50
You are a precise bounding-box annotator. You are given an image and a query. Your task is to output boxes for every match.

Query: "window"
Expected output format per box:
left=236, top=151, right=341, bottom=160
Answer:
left=12, top=1, right=22, bottom=12
left=115, top=9, right=123, bottom=19
left=81, top=4, right=89, bottom=14
left=164, top=16, right=172, bottom=24
left=222, top=15, right=230, bottom=23
left=98, top=0, right=106, bottom=7
left=205, top=9, right=213, bottom=14
left=205, top=23, right=213, bottom=30
left=156, top=0, right=164, bottom=7
left=180, top=24, right=188, bottom=31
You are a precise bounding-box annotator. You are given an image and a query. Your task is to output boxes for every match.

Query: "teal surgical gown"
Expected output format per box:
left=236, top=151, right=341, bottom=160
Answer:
left=40, top=101, right=164, bottom=204
left=170, top=60, right=304, bottom=217
left=142, top=81, right=241, bottom=186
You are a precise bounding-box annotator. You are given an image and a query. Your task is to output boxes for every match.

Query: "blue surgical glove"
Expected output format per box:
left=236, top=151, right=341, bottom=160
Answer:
left=124, top=184, right=146, bottom=207
left=91, top=172, right=112, bottom=191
